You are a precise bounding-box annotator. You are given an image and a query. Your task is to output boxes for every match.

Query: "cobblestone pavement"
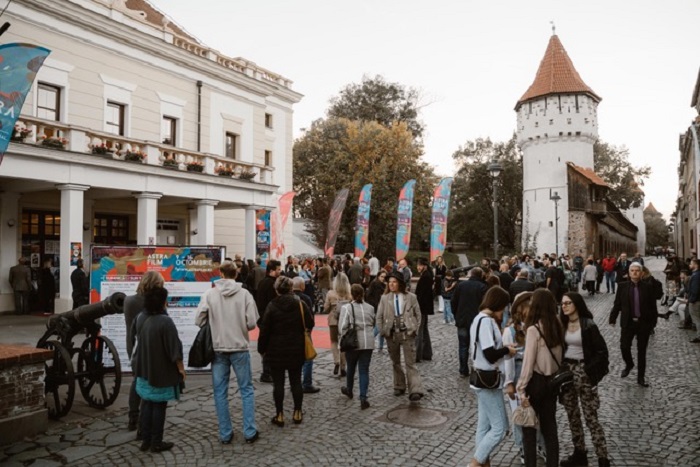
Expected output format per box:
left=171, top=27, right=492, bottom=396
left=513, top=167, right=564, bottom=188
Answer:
left=1, top=258, right=699, bottom=466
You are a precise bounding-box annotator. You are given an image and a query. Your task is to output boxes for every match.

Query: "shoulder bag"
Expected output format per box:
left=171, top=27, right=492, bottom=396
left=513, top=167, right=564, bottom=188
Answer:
left=188, top=316, right=214, bottom=368
left=300, top=301, right=317, bottom=360
left=534, top=325, right=573, bottom=396
left=469, top=316, right=502, bottom=389
left=339, top=303, right=359, bottom=352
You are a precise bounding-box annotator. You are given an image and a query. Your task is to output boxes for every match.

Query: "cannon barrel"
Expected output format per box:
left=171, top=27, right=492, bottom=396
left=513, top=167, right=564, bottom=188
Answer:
left=47, top=292, right=126, bottom=329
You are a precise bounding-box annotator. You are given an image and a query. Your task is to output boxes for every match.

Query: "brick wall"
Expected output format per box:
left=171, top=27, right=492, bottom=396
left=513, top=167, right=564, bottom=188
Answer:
left=0, top=362, right=46, bottom=418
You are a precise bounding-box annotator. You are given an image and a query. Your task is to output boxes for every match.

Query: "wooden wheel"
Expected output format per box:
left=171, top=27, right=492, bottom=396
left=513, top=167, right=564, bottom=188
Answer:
left=77, top=335, right=122, bottom=408
left=40, top=340, right=76, bottom=419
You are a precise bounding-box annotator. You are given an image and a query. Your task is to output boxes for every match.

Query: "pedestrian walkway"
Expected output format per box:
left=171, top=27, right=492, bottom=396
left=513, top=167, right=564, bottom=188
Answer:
left=1, top=257, right=699, bottom=466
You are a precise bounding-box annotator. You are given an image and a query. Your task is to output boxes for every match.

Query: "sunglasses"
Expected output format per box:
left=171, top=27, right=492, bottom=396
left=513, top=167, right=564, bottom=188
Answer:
left=561, top=301, right=573, bottom=306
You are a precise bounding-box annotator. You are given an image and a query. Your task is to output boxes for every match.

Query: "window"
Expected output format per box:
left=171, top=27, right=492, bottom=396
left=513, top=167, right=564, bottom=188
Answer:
left=225, top=132, right=238, bottom=159
left=94, top=215, right=129, bottom=245
left=37, top=83, right=61, bottom=121
left=106, top=102, right=125, bottom=136
left=265, top=113, right=273, bottom=128
left=162, top=116, right=177, bottom=145
left=265, top=150, right=272, bottom=167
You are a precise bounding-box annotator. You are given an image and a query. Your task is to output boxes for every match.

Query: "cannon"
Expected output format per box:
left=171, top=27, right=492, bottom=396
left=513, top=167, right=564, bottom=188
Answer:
left=37, top=293, right=125, bottom=419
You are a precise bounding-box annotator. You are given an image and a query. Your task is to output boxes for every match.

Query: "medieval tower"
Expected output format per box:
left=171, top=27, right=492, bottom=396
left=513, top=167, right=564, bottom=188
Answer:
left=516, top=34, right=601, bottom=255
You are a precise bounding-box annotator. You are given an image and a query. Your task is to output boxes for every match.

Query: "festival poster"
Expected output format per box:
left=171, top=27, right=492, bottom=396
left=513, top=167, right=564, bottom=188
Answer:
left=0, top=44, right=51, bottom=164
left=395, top=180, right=416, bottom=261
left=90, top=245, right=225, bottom=372
left=256, top=209, right=271, bottom=266
left=271, top=191, right=296, bottom=259
left=324, top=188, right=350, bottom=257
left=430, top=177, right=454, bottom=262
left=354, top=184, right=372, bottom=259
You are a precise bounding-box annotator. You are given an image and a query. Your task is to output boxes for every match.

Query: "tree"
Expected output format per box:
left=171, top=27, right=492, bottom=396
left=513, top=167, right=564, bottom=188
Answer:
left=594, top=141, right=651, bottom=210
left=327, top=75, right=426, bottom=141
left=448, top=135, right=523, bottom=253
left=644, top=204, right=668, bottom=251
left=293, top=118, right=436, bottom=261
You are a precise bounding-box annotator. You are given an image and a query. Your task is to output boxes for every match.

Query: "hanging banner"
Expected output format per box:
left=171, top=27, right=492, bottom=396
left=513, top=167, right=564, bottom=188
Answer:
left=256, top=210, right=271, bottom=266
left=354, top=184, right=373, bottom=259
left=324, top=188, right=350, bottom=257
left=271, top=191, right=296, bottom=259
left=395, top=179, right=416, bottom=261
left=0, top=43, right=51, bottom=164
left=430, top=177, right=454, bottom=262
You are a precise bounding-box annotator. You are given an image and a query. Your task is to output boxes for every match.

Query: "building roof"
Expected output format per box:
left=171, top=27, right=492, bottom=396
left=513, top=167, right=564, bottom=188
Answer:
left=644, top=202, right=660, bottom=214
left=567, top=163, right=608, bottom=187
left=124, top=0, right=198, bottom=42
left=516, top=35, right=601, bottom=110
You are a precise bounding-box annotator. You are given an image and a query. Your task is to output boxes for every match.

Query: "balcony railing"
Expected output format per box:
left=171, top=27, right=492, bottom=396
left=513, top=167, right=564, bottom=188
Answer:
left=13, top=116, right=274, bottom=185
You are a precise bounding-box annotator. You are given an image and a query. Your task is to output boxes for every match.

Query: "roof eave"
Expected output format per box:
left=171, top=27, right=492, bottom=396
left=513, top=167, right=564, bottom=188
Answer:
left=515, top=90, right=602, bottom=111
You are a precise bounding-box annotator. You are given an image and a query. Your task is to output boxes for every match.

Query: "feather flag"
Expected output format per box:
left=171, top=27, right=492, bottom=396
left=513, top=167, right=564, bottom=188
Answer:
left=430, top=177, right=454, bottom=262
left=354, top=184, right=372, bottom=259
left=395, top=180, right=416, bottom=261
left=270, top=191, right=296, bottom=259
left=324, top=188, right=350, bottom=257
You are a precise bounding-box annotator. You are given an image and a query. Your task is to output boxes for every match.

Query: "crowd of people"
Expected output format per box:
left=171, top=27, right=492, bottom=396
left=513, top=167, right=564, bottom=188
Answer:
left=123, top=249, right=696, bottom=464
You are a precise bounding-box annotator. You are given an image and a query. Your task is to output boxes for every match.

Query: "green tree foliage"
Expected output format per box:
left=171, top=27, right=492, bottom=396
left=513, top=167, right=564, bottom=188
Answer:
left=594, top=141, right=651, bottom=210
left=327, top=75, right=426, bottom=141
left=644, top=205, right=668, bottom=251
left=293, top=118, right=436, bottom=260
left=448, top=135, right=523, bottom=252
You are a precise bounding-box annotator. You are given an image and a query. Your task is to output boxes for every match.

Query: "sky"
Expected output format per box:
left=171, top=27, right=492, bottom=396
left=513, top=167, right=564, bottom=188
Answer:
left=150, top=0, right=699, bottom=219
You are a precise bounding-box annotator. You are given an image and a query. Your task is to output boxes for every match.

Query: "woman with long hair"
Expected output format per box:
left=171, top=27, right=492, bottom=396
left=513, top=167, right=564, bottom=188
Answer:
left=339, top=284, right=375, bottom=409
left=324, top=272, right=352, bottom=376
left=559, top=292, right=610, bottom=467
left=516, top=288, right=564, bottom=467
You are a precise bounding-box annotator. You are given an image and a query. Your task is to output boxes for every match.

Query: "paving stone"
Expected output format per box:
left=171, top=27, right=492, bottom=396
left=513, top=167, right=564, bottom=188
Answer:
left=57, top=446, right=105, bottom=463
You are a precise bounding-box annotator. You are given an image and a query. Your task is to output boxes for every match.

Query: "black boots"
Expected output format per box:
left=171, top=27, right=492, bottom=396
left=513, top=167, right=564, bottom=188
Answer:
left=560, top=448, right=588, bottom=467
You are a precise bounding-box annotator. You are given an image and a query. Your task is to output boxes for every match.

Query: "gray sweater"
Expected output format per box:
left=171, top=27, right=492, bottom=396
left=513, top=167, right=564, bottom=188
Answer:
left=339, top=301, right=376, bottom=350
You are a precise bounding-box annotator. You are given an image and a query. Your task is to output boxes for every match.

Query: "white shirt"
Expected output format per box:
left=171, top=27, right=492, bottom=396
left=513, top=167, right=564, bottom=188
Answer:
left=368, top=257, right=380, bottom=276
left=470, top=311, right=506, bottom=378
left=564, top=328, right=584, bottom=360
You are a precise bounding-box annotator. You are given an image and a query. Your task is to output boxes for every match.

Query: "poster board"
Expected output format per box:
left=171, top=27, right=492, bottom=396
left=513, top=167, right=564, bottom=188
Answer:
left=90, top=245, right=225, bottom=372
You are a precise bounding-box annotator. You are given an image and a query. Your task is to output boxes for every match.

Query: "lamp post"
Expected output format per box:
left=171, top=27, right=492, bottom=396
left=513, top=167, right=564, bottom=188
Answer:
left=488, top=158, right=503, bottom=259
left=550, top=191, right=561, bottom=259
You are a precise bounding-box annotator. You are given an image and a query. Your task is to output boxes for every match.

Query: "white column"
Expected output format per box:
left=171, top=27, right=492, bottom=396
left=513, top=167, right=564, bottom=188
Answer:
left=196, top=199, right=218, bottom=245
left=133, top=192, right=162, bottom=245
left=83, top=199, right=94, bottom=262
left=0, top=192, right=20, bottom=299
left=244, top=206, right=257, bottom=261
left=188, top=207, right=198, bottom=245
left=57, top=184, right=89, bottom=309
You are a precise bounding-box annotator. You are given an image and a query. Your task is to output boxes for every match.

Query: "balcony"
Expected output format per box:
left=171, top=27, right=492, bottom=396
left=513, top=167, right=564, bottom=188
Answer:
left=12, top=116, right=274, bottom=185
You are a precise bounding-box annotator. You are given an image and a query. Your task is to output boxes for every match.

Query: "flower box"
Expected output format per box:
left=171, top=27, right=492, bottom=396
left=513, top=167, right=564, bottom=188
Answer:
left=238, top=169, right=257, bottom=181
left=11, top=127, right=31, bottom=142
left=125, top=151, right=146, bottom=163
left=162, top=159, right=179, bottom=169
left=217, top=170, right=233, bottom=177
left=186, top=162, right=204, bottom=172
left=92, top=146, right=114, bottom=155
left=40, top=137, right=68, bottom=150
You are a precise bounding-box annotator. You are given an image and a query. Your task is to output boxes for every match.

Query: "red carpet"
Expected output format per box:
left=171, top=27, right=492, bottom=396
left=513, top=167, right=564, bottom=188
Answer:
left=249, top=314, right=332, bottom=349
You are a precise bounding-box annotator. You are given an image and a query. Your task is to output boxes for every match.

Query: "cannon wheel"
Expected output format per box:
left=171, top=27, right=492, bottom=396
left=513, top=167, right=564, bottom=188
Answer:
left=76, top=335, right=121, bottom=408
left=40, top=340, right=76, bottom=419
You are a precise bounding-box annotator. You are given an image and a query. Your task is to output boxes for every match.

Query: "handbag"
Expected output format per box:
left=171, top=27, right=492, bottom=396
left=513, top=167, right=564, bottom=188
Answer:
left=188, top=318, right=214, bottom=368
left=513, top=404, right=538, bottom=427
left=339, top=303, right=359, bottom=352
left=469, top=316, right=502, bottom=389
left=534, top=325, right=573, bottom=396
left=299, top=302, right=317, bottom=360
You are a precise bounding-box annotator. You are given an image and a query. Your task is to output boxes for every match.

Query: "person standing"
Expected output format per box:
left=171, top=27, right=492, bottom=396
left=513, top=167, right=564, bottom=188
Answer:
left=615, top=252, right=630, bottom=284
left=452, top=267, right=488, bottom=377
left=601, top=254, right=617, bottom=293
left=38, top=258, right=56, bottom=315
left=339, top=284, right=375, bottom=409
left=582, top=259, right=598, bottom=296
left=441, top=270, right=457, bottom=324
left=367, top=253, right=380, bottom=281
left=256, top=259, right=281, bottom=383
left=397, top=258, right=413, bottom=292
left=609, top=262, right=657, bottom=387
left=348, top=257, right=363, bottom=285
left=376, top=272, right=425, bottom=401
left=251, top=258, right=267, bottom=294
left=70, top=259, right=90, bottom=309
left=324, top=272, right=351, bottom=376
left=292, top=277, right=320, bottom=393
left=317, top=257, right=333, bottom=304
left=366, top=270, right=388, bottom=351
left=686, top=259, right=700, bottom=343
left=559, top=292, right=610, bottom=467
left=433, top=256, right=447, bottom=299
left=9, top=257, right=32, bottom=315
left=509, top=269, right=536, bottom=303
left=414, top=258, right=434, bottom=362
left=195, top=261, right=260, bottom=445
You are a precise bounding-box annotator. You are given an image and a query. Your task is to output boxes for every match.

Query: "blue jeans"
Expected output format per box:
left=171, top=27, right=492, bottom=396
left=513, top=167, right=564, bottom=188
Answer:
left=604, top=271, right=616, bottom=292
left=442, top=297, right=455, bottom=323
left=212, top=351, right=257, bottom=440
left=373, top=325, right=385, bottom=350
left=302, top=359, right=314, bottom=389
left=473, top=387, right=508, bottom=464
left=458, top=327, right=469, bottom=375
left=345, top=349, right=373, bottom=400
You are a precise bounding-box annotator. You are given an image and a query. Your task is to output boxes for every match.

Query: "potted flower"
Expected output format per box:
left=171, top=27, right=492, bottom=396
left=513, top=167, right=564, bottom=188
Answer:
left=162, top=158, right=179, bottom=169
left=39, top=136, right=68, bottom=149
left=238, top=168, right=257, bottom=181
left=186, top=161, right=204, bottom=172
left=11, top=126, right=32, bottom=142
left=125, top=150, right=146, bottom=163
left=215, top=165, right=233, bottom=177
left=91, top=143, right=115, bottom=155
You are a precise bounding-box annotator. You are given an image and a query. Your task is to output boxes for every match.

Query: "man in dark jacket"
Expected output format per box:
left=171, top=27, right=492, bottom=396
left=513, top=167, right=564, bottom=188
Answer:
left=609, top=262, right=657, bottom=387
left=70, top=259, right=90, bottom=309
left=451, top=267, right=487, bottom=376
left=414, top=258, right=434, bottom=362
left=292, top=277, right=320, bottom=393
left=509, top=270, right=535, bottom=303
left=686, top=259, right=700, bottom=343
left=9, top=257, right=32, bottom=315
left=256, top=260, right=281, bottom=383
left=615, top=252, right=630, bottom=283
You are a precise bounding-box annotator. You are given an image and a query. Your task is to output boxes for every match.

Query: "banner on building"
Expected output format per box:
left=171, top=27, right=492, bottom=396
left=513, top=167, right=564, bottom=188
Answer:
left=430, top=177, right=454, bottom=262
left=0, top=43, right=51, bottom=164
left=271, top=191, right=296, bottom=259
left=89, top=245, right=225, bottom=371
left=256, top=210, right=271, bottom=266
left=324, top=188, right=349, bottom=257
left=354, top=184, right=372, bottom=259
left=396, top=179, right=416, bottom=261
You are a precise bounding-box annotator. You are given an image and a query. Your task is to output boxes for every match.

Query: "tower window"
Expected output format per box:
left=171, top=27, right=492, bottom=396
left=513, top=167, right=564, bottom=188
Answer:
left=535, top=122, right=539, bottom=128
left=549, top=119, right=554, bottom=125
left=575, top=95, right=580, bottom=113
left=558, top=96, right=562, bottom=113
left=575, top=131, right=581, bottom=136
left=567, top=118, right=572, bottom=124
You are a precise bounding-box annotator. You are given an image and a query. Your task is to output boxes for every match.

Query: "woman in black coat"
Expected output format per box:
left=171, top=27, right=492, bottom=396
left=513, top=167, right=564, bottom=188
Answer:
left=38, top=258, right=56, bottom=314
left=258, top=276, right=314, bottom=426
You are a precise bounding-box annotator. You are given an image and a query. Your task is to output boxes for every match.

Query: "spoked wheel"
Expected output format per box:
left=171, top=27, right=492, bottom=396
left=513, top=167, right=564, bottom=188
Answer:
left=77, top=335, right=121, bottom=408
left=40, top=340, right=76, bottom=419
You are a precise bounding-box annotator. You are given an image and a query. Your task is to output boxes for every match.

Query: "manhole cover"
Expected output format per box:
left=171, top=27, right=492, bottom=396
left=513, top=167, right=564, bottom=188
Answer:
left=383, top=406, right=451, bottom=429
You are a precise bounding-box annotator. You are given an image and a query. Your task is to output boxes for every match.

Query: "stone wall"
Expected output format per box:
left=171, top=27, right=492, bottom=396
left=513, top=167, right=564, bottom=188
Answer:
left=568, top=211, right=589, bottom=256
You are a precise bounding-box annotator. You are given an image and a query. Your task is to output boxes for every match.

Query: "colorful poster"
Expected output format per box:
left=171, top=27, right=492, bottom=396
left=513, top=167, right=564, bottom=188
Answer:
left=0, top=44, right=51, bottom=164
left=354, top=184, right=373, bottom=259
left=70, top=242, right=82, bottom=266
left=324, top=188, right=350, bottom=257
left=89, top=245, right=225, bottom=371
left=256, top=210, right=271, bottom=266
left=395, top=179, right=416, bottom=261
left=271, top=191, right=296, bottom=259
left=430, top=177, right=454, bottom=262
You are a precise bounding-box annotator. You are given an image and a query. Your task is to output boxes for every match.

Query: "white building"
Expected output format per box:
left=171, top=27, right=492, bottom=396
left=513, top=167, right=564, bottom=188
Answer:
left=0, top=0, right=301, bottom=312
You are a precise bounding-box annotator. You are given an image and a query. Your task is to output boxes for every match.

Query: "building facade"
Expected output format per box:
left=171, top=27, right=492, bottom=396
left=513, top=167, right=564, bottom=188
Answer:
left=0, top=0, right=301, bottom=312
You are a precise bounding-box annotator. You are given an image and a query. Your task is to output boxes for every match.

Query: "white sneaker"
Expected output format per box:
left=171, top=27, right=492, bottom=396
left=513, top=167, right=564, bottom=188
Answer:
left=519, top=448, right=525, bottom=465
left=537, top=446, right=547, bottom=463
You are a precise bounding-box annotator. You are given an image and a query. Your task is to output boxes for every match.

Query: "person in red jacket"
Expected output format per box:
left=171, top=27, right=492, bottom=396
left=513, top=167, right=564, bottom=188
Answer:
left=601, top=254, right=617, bottom=293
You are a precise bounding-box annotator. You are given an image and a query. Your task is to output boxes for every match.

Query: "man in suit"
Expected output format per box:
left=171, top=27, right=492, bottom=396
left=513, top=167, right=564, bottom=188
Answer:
left=609, top=262, right=657, bottom=387
left=509, top=269, right=535, bottom=303
left=414, top=257, right=434, bottom=362
left=615, top=252, right=631, bottom=283
left=9, top=257, right=32, bottom=315
left=451, top=267, right=488, bottom=377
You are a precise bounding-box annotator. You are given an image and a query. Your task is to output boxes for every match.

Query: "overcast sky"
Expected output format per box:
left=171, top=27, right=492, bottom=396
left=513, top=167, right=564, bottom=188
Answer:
left=150, top=0, right=699, bottom=219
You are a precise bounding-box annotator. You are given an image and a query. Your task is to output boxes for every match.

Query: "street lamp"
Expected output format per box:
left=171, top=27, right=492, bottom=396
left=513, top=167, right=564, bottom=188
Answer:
left=550, top=191, right=561, bottom=259
left=488, top=158, right=503, bottom=259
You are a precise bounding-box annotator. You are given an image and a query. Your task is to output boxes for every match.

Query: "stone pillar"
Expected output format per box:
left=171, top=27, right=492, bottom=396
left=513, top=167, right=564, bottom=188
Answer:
left=244, top=206, right=257, bottom=261
left=57, top=184, right=89, bottom=310
left=133, top=192, right=162, bottom=245
left=188, top=207, right=198, bottom=245
left=82, top=199, right=94, bottom=263
left=196, top=199, right=218, bottom=245
left=0, top=193, right=20, bottom=304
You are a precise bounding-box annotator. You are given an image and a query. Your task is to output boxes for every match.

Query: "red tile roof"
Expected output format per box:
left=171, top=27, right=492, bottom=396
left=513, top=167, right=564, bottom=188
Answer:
left=516, top=35, right=600, bottom=109
left=567, top=163, right=608, bottom=187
